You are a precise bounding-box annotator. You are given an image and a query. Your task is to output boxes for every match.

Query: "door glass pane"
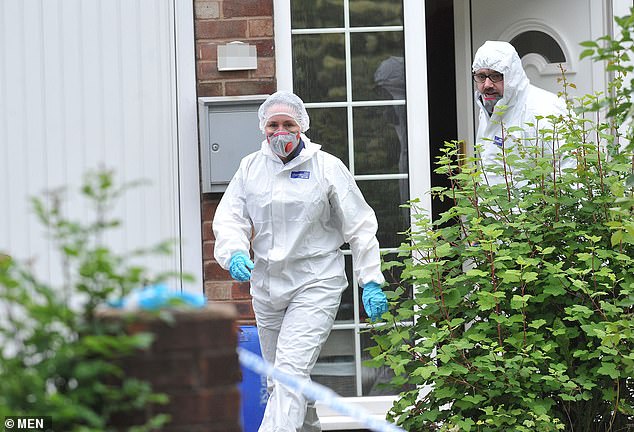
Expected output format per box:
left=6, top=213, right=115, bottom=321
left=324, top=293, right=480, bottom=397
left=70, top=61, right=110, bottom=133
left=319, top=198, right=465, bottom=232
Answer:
left=349, top=0, right=403, bottom=27
left=373, top=56, right=406, bottom=101
left=290, top=0, right=411, bottom=399
left=353, top=105, right=407, bottom=175
left=311, top=329, right=357, bottom=397
left=305, top=107, right=349, bottom=166
left=357, top=251, right=412, bottom=321
left=380, top=252, right=411, bottom=294
left=350, top=33, right=405, bottom=101
left=293, top=34, right=346, bottom=103
left=361, top=331, right=415, bottom=396
left=358, top=180, right=410, bottom=248
left=291, top=0, right=344, bottom=29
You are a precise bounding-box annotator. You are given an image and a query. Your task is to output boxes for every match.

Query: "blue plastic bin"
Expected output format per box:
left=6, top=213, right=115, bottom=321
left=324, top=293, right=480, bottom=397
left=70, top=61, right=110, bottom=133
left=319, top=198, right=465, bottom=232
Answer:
left=238, top=325, right=268, bottom=431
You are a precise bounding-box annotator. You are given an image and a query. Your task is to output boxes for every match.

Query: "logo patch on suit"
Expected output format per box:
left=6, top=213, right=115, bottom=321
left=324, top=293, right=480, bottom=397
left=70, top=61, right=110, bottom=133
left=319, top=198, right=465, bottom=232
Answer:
left=493, top=135, right=504, bottom=147
left=290, top=170, right=310, bottom=179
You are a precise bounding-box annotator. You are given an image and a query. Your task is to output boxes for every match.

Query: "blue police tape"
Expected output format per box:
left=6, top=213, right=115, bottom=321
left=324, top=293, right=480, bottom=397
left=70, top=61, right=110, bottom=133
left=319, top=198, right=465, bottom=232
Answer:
left=237, top=347, right=405, bottom=432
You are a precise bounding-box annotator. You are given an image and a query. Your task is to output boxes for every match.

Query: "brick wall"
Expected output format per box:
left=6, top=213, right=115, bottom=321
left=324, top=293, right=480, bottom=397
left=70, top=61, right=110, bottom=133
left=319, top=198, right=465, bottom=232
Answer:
left=194, top=0, right=276, bottom=324
left=202, top=198, right=256, bottom=323
left=194, top=0, right=277, bottom=98
left=103, top=304, right=241, bottom=432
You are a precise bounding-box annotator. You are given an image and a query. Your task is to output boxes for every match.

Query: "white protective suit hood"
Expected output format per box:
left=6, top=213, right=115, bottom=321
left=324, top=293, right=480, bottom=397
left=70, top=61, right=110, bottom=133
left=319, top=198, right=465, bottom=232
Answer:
left=472, top=40, right=567, bottom=185
left=472, top=40, right=530, bottom=116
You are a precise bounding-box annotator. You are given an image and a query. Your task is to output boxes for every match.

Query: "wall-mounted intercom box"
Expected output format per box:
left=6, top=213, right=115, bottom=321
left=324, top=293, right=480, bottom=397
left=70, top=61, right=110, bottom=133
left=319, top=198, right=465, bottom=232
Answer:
left=198, top=95, right=269, bottom=193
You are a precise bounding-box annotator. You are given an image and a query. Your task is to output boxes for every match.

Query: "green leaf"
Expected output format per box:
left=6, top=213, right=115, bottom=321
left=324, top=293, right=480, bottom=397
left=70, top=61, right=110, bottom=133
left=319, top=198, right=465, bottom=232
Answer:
left=610, top=230, right=624, bottom=246
left=523, top=272, right=539, bottom=283
left=466, top=268, right=488, bottom=277
left=579, top=40, right=599, bottom=48
left=528, top=319, right=547, bottom=329
left=566, top=304, right=594, bottom=319
left=500, top=270, right=521, bottom=283
left=463, top=394, right=487, bottom=404
left=511, top=294, right=532, bottom=309
left=477, top=292, right=499, bottom=310
left=435, top=242, right=454, bottom=257
left=580, top=48, right=596, bottom=59
left=596, top=362, right=620, bottom=379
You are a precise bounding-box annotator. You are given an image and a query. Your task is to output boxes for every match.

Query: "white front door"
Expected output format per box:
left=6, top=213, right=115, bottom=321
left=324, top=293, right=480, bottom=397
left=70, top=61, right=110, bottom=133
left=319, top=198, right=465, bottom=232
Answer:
left=273, top=0, right=431, bottom=428
left=0, top=0, right=201, bottom=292
left=454, top=0, right=620, bottom=146
left=471, top=0, right=609, bottom=96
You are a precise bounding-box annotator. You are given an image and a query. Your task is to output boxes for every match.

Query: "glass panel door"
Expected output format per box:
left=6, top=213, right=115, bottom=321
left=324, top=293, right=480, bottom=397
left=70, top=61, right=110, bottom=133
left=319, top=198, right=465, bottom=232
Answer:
left=289, top=0, right=412, bottom=397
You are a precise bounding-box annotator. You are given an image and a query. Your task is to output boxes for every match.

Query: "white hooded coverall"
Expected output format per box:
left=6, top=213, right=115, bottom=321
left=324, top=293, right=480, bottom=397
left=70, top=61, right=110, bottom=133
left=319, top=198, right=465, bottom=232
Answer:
left=213, top=135, right=385, bottom=432
left=473, top=41, right=567, bottom=186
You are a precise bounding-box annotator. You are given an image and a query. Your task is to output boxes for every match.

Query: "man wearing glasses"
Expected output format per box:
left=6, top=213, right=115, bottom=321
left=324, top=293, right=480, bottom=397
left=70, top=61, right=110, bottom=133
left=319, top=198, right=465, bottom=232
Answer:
left=471, top=40, right=566, bottom=186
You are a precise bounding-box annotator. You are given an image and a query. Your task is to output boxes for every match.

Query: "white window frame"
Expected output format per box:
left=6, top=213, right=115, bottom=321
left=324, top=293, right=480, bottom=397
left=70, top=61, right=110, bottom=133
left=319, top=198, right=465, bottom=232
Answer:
left=273, top=0, right=431, bottom=427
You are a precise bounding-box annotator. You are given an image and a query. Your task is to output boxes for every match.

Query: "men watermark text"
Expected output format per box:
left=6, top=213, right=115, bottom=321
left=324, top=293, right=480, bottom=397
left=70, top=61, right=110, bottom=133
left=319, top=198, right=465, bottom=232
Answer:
left=4, top=417, right=52, bottom=431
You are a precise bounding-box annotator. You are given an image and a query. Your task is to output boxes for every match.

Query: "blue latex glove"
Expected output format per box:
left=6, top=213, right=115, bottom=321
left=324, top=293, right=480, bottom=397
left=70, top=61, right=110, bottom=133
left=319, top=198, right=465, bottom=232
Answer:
left=362, top=282, right=388, bottom=322
left=229, top=252, right=254, bottom=282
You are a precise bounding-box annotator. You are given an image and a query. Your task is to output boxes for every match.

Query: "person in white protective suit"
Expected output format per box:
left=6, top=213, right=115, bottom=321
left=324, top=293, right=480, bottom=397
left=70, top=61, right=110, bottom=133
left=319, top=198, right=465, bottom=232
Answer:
left=472, top=40, right=568, bottom=186
left=212, top=91, right=389, bottom=432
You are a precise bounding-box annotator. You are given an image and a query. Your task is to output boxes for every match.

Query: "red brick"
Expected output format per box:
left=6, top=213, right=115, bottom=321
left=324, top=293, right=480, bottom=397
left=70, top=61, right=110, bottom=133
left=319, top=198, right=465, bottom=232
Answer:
left=251, top=57, right=275, bottom=78
left=166, top=386, right=241, bottom=424
left=234, top=299, right=255, bottom=320
left=131, top=311, right=238, bottom=353
left=199, top=349, right=241, bottom=386
left=224, top=0, right=273, bottom=18
left=202, top=197, right=219, bottom=220
left=108, top=408, right=147, bottom=428
left=197, top=41, right=218, bottom=61
left=226, top=80, right=276, bottom=96
left=232, top=281, right=252, bottom=300
left=196, top=19, right=248, bottom=40
left=197, top=82, right=224, bottom=97
left=163, top=424, right=241, bottom=432
left=204, top=260, right=230, bottom=280
left=202, top=241, right=214, bottom=260
left=157, top=321, right=235, bottom=352
left=194, top=0, right=220, bottom=19
left=122, top=351, right=200, bottom=390
left=205, top=280, right=233, bottom=301
left=252, top=38, right=275, bottom=57
left=199, top=61, right=250, bottom=81
left=202, top=221, right=213, bottom=241
left=248, top=18, right=273, bottom=37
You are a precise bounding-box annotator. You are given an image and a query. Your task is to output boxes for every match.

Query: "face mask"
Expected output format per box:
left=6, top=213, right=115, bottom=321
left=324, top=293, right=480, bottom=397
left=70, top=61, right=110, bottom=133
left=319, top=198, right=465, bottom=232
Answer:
left=267, top=130, right=300, bottom=157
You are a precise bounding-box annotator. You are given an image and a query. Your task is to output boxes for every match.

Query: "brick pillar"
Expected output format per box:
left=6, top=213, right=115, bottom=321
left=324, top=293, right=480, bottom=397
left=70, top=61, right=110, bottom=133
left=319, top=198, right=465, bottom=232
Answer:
left=101, top=304, right=241, bottom=432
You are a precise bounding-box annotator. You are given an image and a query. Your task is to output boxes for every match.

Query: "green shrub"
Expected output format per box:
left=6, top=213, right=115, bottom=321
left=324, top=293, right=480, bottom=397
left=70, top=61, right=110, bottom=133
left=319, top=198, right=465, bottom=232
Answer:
left=370, top=12, right=634, bottom=432
left=0, top=170, right=181, bottom=431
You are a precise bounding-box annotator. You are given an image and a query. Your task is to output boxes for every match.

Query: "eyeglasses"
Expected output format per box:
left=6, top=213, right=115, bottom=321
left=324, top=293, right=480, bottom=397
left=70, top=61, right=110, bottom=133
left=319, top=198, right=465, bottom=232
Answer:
left=472, top=72, right=504, bottom=83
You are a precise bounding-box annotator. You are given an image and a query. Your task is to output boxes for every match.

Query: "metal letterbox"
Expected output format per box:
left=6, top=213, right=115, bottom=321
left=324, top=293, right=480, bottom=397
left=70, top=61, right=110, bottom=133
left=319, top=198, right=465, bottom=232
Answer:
left=198, top=95, right=269, bottom=193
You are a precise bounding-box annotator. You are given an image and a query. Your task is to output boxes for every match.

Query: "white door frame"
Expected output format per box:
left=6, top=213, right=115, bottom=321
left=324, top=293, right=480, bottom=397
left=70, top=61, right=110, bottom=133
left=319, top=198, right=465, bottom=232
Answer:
left=452, top=0, right=476, bottom=154
left=175, top=0, right=203, bottom=292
